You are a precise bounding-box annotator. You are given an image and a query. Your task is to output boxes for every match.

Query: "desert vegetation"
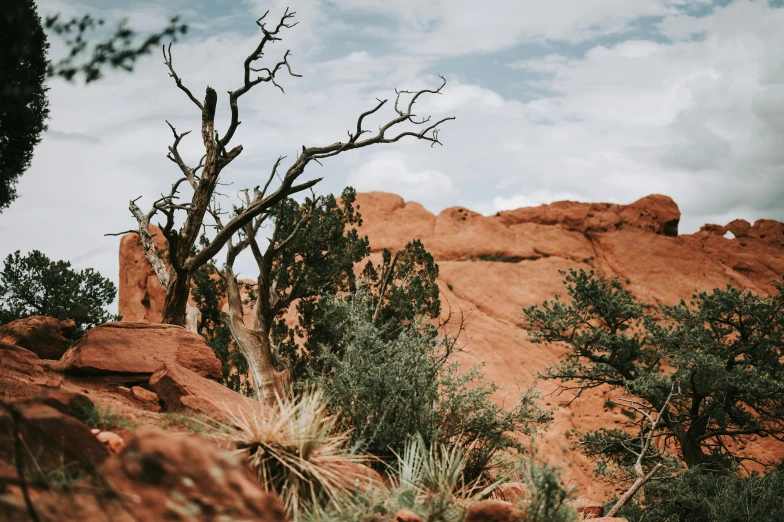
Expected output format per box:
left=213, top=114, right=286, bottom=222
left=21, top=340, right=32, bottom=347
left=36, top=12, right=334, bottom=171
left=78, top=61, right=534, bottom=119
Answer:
left=523, top=269, right=784, bottom=520
left=2, top=1, right=784, bottom=522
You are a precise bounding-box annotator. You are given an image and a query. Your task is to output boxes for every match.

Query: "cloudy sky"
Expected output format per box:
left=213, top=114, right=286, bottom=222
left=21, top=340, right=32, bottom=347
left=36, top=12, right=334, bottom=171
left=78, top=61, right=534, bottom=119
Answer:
left=2, top=0, right=784, bottom=310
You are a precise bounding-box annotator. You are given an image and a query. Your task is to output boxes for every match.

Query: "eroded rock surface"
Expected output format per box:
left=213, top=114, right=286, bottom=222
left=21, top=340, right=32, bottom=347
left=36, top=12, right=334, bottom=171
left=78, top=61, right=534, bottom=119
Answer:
left=60, top=322, right=222, bottom=380
left=149, top=362, right=264, bottom=424
left=0, top=316, right=76, bottom=360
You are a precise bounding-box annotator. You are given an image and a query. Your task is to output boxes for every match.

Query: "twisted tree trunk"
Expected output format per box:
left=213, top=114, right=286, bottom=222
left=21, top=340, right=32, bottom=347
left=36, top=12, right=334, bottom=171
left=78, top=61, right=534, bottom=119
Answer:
left=224, top=266, right=288, bottom=405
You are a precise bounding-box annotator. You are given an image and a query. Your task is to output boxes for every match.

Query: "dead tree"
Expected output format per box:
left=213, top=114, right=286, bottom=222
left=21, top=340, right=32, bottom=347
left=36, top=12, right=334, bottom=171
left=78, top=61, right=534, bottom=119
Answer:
left=605, top=384, right=678, bottom=517
left=117, top=8, right=454, bottom=326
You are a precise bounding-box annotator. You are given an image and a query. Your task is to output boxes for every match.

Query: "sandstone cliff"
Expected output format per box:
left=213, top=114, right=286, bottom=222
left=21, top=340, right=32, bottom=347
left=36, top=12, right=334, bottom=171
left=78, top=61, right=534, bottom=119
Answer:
left=118, top=192, right=784, bottom=497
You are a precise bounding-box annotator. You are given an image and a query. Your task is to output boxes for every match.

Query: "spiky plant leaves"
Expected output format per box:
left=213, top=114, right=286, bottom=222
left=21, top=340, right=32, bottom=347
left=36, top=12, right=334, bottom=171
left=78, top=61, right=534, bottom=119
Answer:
left=223, top=389, right=371, bottom=519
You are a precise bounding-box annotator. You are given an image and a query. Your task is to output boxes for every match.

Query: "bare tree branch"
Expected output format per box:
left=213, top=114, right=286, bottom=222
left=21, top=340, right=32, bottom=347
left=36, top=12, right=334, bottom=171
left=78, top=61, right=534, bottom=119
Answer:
left=606, top=383, right=678, bottom=517
left=162, top=43, right=203, bottom=111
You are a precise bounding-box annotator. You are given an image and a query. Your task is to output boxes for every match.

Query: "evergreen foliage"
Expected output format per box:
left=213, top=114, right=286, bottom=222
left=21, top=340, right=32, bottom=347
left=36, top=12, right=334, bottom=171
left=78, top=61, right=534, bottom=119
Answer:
left=0, top=0, right=49, bottom=212
left=311, top=288, right=550, bottom=481
left=523, top=269, right=784, bottom=521
left=0, top=250, right=119, bottom=336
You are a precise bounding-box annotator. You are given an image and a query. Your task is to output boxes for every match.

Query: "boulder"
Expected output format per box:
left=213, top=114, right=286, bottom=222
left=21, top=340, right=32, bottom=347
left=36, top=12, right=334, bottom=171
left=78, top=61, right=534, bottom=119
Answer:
left=700, top=223, right=728, bottom=236
left=572, top=497, right=604, bottom=518
left=726, top=218, right=752, bottom=238
left=0, top=402, right=109, bottom=472
left=60, top=322, right=222, bottom=380
left=149, top=363, right=265, bottom=424
left=0, top=316, right=76, bottom=359
left=463, top=500, right=527, bottom=522
left=0, top=342, right=60, bottom=402
left=99, top=428, right=288, bottom=522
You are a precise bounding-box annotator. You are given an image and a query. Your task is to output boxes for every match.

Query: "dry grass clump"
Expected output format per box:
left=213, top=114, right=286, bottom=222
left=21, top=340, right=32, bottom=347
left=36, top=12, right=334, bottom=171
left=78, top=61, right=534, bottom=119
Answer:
left=223, top=388, right=370, bottom=518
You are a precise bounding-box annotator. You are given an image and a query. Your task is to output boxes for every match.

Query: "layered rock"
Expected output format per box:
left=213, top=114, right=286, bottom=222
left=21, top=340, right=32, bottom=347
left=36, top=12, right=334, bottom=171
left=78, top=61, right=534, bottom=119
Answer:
left=60, top=322, right=222, bottom=380
left=149, top=362, right=265, bottom=424
left=0, top=316, right=76, bottom=359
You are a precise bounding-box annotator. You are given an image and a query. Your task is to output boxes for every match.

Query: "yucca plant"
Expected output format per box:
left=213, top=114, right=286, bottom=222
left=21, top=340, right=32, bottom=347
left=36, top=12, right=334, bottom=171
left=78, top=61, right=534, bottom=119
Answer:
left=392, top=434, right=499, bottom=521
left=223, top=388, right=371, bottom=519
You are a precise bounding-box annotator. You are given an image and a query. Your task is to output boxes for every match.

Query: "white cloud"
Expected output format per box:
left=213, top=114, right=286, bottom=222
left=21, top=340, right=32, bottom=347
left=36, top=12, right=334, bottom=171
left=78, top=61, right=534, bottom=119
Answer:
left=493, top=190, right=593, bottom=212
left=346, top=152, right=456, bottom=205
left=3, top=0, right=784, bottom=315
left=330, top=0, right=691, bottom=54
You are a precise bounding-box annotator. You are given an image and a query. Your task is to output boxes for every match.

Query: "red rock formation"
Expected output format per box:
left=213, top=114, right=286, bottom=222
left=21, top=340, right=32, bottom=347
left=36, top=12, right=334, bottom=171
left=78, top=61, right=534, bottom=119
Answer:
left=117, top=191, right=784, bottom=499
left=0, top=401, right=109, bottom=471
left=0, top=316, right=76, bottom=360
left=60, top=322, right=222, bottom=380
left=149, top=362, right=266, bottom=424
left=118, top=225, right=167, bottom=322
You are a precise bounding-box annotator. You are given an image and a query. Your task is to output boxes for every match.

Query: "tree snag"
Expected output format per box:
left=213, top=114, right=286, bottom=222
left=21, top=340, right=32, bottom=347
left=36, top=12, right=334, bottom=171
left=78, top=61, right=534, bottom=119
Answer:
left=120, top=8, right=454, bottom=326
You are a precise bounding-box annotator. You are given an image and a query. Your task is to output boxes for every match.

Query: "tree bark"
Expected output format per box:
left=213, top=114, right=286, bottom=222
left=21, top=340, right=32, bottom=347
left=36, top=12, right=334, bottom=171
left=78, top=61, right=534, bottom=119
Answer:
left=161, top=269, right=191, bottom=326
left=224, top=267, right=288, bottom=405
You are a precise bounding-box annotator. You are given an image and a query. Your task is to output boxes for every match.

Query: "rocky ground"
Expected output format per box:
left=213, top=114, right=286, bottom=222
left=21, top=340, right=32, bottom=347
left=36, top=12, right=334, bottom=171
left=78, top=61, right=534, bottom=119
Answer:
left=0, top=316, right=614, bottom=521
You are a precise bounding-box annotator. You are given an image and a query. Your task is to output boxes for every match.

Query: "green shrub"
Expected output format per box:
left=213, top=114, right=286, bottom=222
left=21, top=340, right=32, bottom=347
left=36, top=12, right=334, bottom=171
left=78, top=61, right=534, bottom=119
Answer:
left=309, top=288, right=550, bottom=482
left=615, top=467, right=784, bottom=522
left=520, top=459, right=578, bottom=522
left=0, top=250, right=119, bottom=336
left=77, top=404, right=133, bottom=431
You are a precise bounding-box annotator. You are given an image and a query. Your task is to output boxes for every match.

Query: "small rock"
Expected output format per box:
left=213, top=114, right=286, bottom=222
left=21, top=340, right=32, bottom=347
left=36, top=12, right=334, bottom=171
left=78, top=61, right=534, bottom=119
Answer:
left=131, top=386, right=159, bottom=404
left=394, top=509, right=423, bottom=522
left=464, top=500, right=527, bottom=522
left=493, top=481, right=530, bottom=503
left=96, top=431, right=126, bottom=455
left=572, top=497, right=604, bottom=518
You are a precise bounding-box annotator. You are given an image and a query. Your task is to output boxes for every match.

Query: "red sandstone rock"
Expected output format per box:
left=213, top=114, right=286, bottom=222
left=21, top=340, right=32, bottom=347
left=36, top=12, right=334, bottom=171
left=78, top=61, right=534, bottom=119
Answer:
left=0, top=316, right=76, bottom=359
left=493, top=481, right=530, bottom=503
left=464, top=499, right=527, bottom=522
left=572, top=497, right=604, bottom=518
left=0, top=342, right=50, bottom=402
left=60, top=322, right=222, bottom=379
left=96, top=430, right=126, bottom=455
left=394, top=509, right=423, bottom=522
left=99, top=428, right=288, bottom=521
left=726, top=218, right=752, bottom=237
left=0, top=402, right=109, bottom=471
left=119, top=225, right=167, bottom=322
left=700, top=223, right=728, bottom=236
left=19, top=389, right=94, bottom=419
left=149, top=363, right=265, bottom=424
left=495, top=194, right=680, bottom=237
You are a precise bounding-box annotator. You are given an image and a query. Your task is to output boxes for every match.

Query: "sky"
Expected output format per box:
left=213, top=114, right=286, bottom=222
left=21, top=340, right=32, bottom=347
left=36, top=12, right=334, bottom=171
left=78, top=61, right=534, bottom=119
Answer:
left=2, top=0, right=784, bottom=312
